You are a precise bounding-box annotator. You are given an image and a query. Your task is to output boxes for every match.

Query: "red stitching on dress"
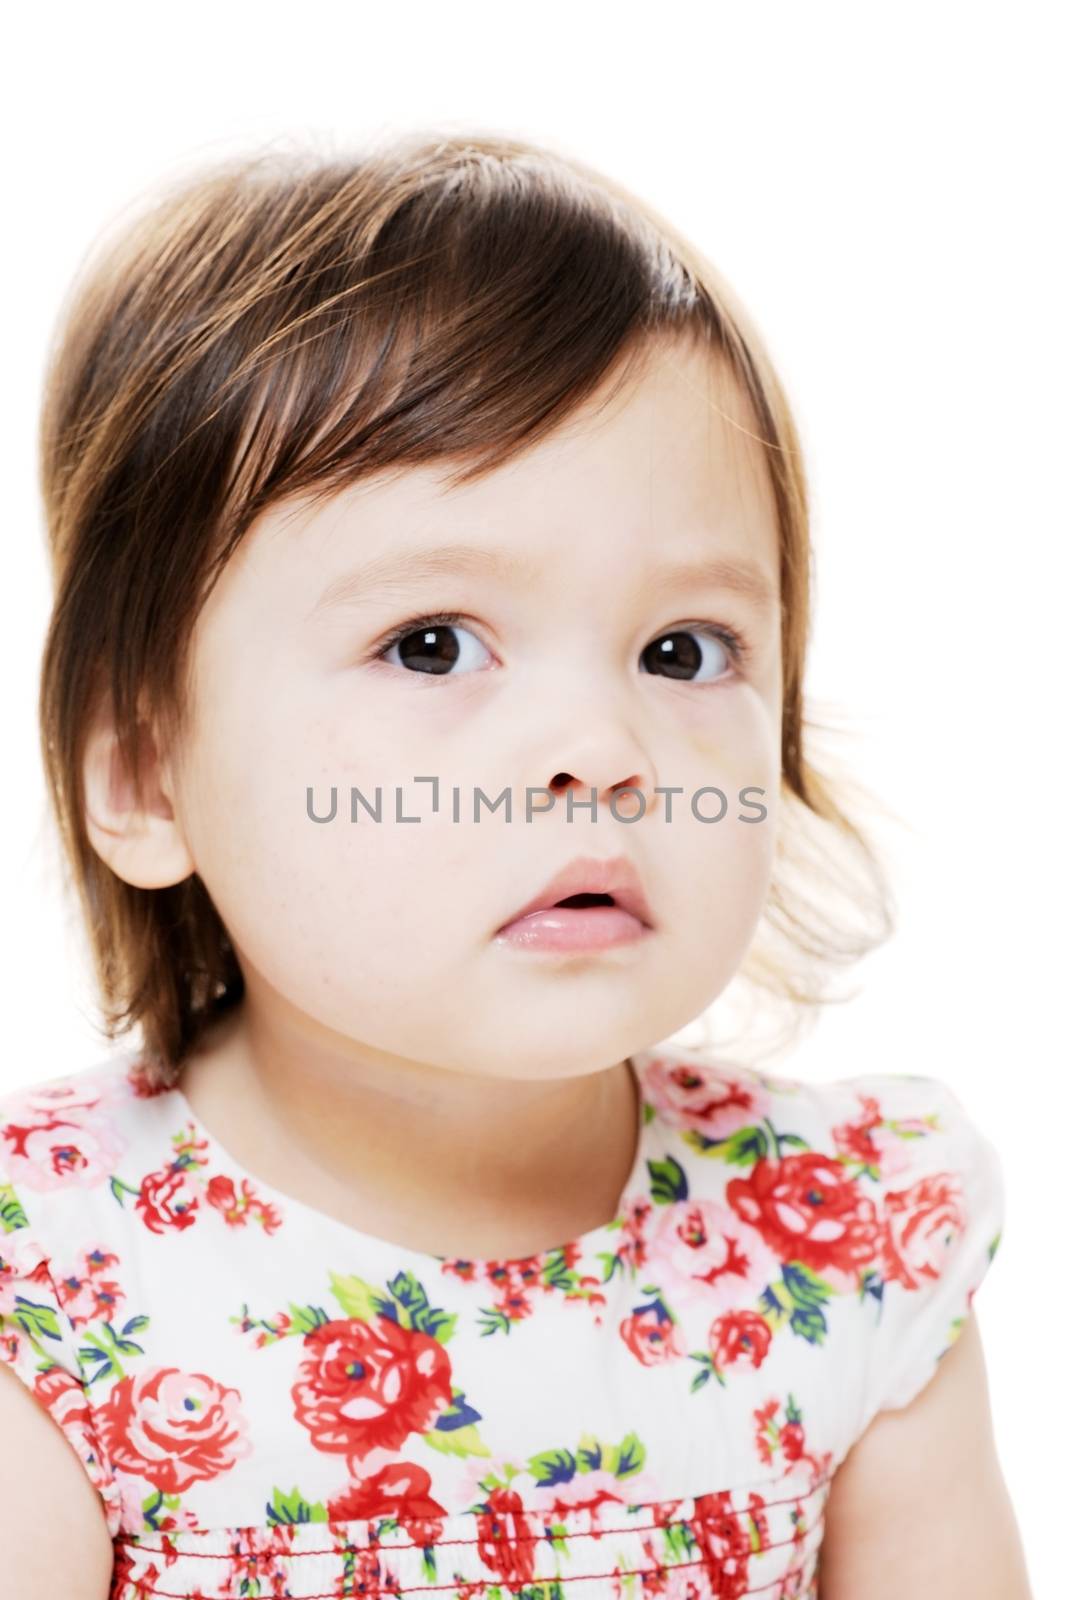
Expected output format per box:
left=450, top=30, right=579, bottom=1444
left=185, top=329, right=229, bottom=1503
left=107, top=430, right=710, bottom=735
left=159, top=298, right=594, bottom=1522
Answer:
left=116, top=1473, right=831, bottom=1559
left=113, top=1505, right=826, bottom=1598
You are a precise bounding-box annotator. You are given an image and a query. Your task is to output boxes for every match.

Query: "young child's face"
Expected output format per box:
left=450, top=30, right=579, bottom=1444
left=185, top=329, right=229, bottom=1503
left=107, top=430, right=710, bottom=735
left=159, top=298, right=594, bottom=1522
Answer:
left=167, top=336, right=783, bottom=1077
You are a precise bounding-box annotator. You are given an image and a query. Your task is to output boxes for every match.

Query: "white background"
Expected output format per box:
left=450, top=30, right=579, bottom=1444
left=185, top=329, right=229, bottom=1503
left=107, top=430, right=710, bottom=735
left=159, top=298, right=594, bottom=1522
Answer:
left=3, top=3, right=1059, bottom=1589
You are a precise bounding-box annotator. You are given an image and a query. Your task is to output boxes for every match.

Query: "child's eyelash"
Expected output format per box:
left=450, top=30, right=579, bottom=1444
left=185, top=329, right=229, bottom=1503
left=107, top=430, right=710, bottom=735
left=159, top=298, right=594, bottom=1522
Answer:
left=373, top=611, right=470, bottom=658
left=371, top=612, right=752, bottom=667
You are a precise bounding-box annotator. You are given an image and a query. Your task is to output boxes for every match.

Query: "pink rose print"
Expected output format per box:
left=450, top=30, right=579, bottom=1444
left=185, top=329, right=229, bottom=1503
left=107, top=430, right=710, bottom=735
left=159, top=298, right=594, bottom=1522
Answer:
left=54, top=1244, right=125, bottom=1328
left=643, top=1055, right=773, bottom=1136
left=832, top=1093, right=936, bottom=1180
left=10, top=1077, right=109, bottom=1120
left=33, top=1364, right=104, bottom=1471
left=881, top=1169, right=967, bottom=1290
left=651, top=1196, right=780, bottom=1308
left=727, top=1150, right=881, bottom=1283
left=1, top=1095, right=125, bottom=1193
left=328, top=1460, right=449, bottom=1547
left=541, top=1470, right=628, bottom=1525
left=97, top=1366, right=252, bottom=1493
left=291, top=1316, right=453, bottom=1470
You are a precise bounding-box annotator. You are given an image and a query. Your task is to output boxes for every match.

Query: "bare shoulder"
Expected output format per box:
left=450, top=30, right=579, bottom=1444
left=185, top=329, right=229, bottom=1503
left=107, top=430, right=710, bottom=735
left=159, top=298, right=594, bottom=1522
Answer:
left=818, top=1313, right=1032, bottom=1598
left=0, top=1359, right=114, bottom=1598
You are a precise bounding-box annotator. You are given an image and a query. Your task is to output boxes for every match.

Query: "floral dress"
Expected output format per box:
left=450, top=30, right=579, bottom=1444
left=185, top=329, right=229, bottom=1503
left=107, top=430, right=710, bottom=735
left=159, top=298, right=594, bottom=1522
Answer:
left=0, top=1039, right=1005, bottom=1600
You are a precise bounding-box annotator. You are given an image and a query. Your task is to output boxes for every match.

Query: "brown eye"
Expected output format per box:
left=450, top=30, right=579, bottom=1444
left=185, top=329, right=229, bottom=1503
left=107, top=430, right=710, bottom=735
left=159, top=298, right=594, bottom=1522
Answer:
left=640, top=628, right=735, bottom=684
left=377, top=618, right=492, bottom=677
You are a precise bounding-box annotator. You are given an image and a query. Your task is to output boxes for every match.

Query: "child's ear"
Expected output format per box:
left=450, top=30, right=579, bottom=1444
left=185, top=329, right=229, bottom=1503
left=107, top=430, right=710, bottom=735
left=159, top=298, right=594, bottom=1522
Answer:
left=82, top=699, right=195, bottom=889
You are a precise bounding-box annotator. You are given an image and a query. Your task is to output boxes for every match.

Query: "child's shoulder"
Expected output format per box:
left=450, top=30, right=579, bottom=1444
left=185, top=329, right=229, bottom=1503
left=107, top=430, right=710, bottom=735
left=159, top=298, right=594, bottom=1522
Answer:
left=639, top=1038, right=1002, bottom=1185
left=640, top=1040, right=1006, bottom=1432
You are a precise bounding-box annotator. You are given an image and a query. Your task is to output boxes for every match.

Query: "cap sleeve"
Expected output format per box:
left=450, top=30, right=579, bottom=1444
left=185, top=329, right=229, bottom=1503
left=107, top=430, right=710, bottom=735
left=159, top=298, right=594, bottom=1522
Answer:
left=0, top=1140, right=122, bottom=1539
left=849, top=1073, right=1006, bottom=1437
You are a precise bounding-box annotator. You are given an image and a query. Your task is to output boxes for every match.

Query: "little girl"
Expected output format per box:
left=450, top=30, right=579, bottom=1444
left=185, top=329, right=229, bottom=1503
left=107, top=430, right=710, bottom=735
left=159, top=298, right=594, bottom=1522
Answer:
left=0, top=132, right=1030, bottom=1598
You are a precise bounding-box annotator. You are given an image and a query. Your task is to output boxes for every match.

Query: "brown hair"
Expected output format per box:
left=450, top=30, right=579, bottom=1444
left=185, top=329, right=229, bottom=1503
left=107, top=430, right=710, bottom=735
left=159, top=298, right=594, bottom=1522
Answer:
left=37, top=128, right=895, bottom=1090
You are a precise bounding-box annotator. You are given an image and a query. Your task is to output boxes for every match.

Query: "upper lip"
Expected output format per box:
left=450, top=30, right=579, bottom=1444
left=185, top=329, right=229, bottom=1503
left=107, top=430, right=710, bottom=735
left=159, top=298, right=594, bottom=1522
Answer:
left=498, top=854, right=655, bottom=931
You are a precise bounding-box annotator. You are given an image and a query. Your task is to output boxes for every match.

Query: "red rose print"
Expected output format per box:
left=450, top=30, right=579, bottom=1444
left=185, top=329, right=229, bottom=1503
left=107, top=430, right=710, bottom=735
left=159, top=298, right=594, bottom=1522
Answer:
left=204, top=1172, right=284, bottom=1234
left=201, top=1522, right=297, bottom=1591
left=778, top=1419, right=807, bottom=1462
left=727, top=1151, right=881, bottom=1276
left=348, top=1547, right=393, bottom=1596
left=135, top=1164, right=200, bottom=1234
left=689, top=1488, right=752, bottom=1600
left=475, top=1485, right=540, bottom=1585
left=710, top=1308, right=773, bottom=1370
left=328, top=1460, right=448, bottom=1547
left=291, top=1316, right=453, bottom=1470
left=619, top=1304, right=686, bottom=1365
left=881, top=1170, right=966, bottom=1290
left=97, top=1365, right=251, bottom=1493
left=831, top=1096, right=884, bottom=1166
left=109, top=1545, right=161, bottom=1600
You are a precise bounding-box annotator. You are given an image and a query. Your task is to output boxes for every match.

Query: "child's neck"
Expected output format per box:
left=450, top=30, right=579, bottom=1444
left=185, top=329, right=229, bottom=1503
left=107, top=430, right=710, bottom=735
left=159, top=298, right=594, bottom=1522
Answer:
left=175, top=1006, right=641, bottom=1260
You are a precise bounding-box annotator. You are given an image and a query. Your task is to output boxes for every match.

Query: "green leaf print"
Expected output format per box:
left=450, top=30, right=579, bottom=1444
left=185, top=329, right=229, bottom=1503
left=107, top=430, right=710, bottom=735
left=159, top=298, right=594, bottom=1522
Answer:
left=0, top=1182, right=29, bottom=1233
left=686, top=1351, right=722, bottom=1393
left=140, top=1488, right=184, bottom=1533
left=609, top=1431, right=646, bottom=1477
left=528, top=1445, right=578, bottom=1485
left=776, top=1132, right=813, bottom=1152
left=422, top=1418, right=492, bottom=1459
left=682, top=1124, right=769, bottom=1165
left=266, top=1484, right=329, bottom=1525
left=329, top=1271, right=394, bottom=1321
left=758, top=1263, right=836, bottom=1345
left=789, top=1303, right=829, bottom=1344
left=646, top=1153, right=689, bottom=1204
left=780, top=1262, right=835, bottom=1310
left=80, top=1315, right=149, bottom=1384
left=384, top=1270, right=459, bottom=1342
left=329, top=1269, right=458, bottom=1344
left=5, top=1293, right=63, bottom=1358
left=285, top=1301, right=332, bottom=1336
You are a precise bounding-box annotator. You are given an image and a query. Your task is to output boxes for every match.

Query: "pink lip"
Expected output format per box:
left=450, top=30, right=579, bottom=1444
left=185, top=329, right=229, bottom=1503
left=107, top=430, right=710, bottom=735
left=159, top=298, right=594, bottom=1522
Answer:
left=493, top=853, right=656, bottom=951
left=494, top=903, right=651, bottom=952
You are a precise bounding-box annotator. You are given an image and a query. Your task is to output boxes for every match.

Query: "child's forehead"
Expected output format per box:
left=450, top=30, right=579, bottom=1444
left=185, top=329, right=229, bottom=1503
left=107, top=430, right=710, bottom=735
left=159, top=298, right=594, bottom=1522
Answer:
left=234, top=484, right=778, bottom=655
left=256, top=340, right=772, bottom=561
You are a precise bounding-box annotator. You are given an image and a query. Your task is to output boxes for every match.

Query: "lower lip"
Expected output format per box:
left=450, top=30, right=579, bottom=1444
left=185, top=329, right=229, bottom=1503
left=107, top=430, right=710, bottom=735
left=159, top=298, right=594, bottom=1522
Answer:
left=493, top=905, right=652, bottom=952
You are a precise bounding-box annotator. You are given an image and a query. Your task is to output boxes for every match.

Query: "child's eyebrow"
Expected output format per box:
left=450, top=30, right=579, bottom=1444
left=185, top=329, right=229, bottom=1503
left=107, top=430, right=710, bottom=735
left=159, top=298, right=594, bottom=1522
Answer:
left=307, top=540, right=777, bottom=621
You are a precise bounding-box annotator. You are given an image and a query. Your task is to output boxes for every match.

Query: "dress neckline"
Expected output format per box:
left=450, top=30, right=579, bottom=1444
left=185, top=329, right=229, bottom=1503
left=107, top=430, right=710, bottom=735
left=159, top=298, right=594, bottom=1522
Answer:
left=151, top=1048, right=658, bottom=1269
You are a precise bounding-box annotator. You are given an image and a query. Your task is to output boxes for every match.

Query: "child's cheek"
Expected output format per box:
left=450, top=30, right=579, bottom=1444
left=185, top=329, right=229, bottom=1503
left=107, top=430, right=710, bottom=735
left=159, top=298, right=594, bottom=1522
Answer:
left=687, top=730, right=777, bottom=795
